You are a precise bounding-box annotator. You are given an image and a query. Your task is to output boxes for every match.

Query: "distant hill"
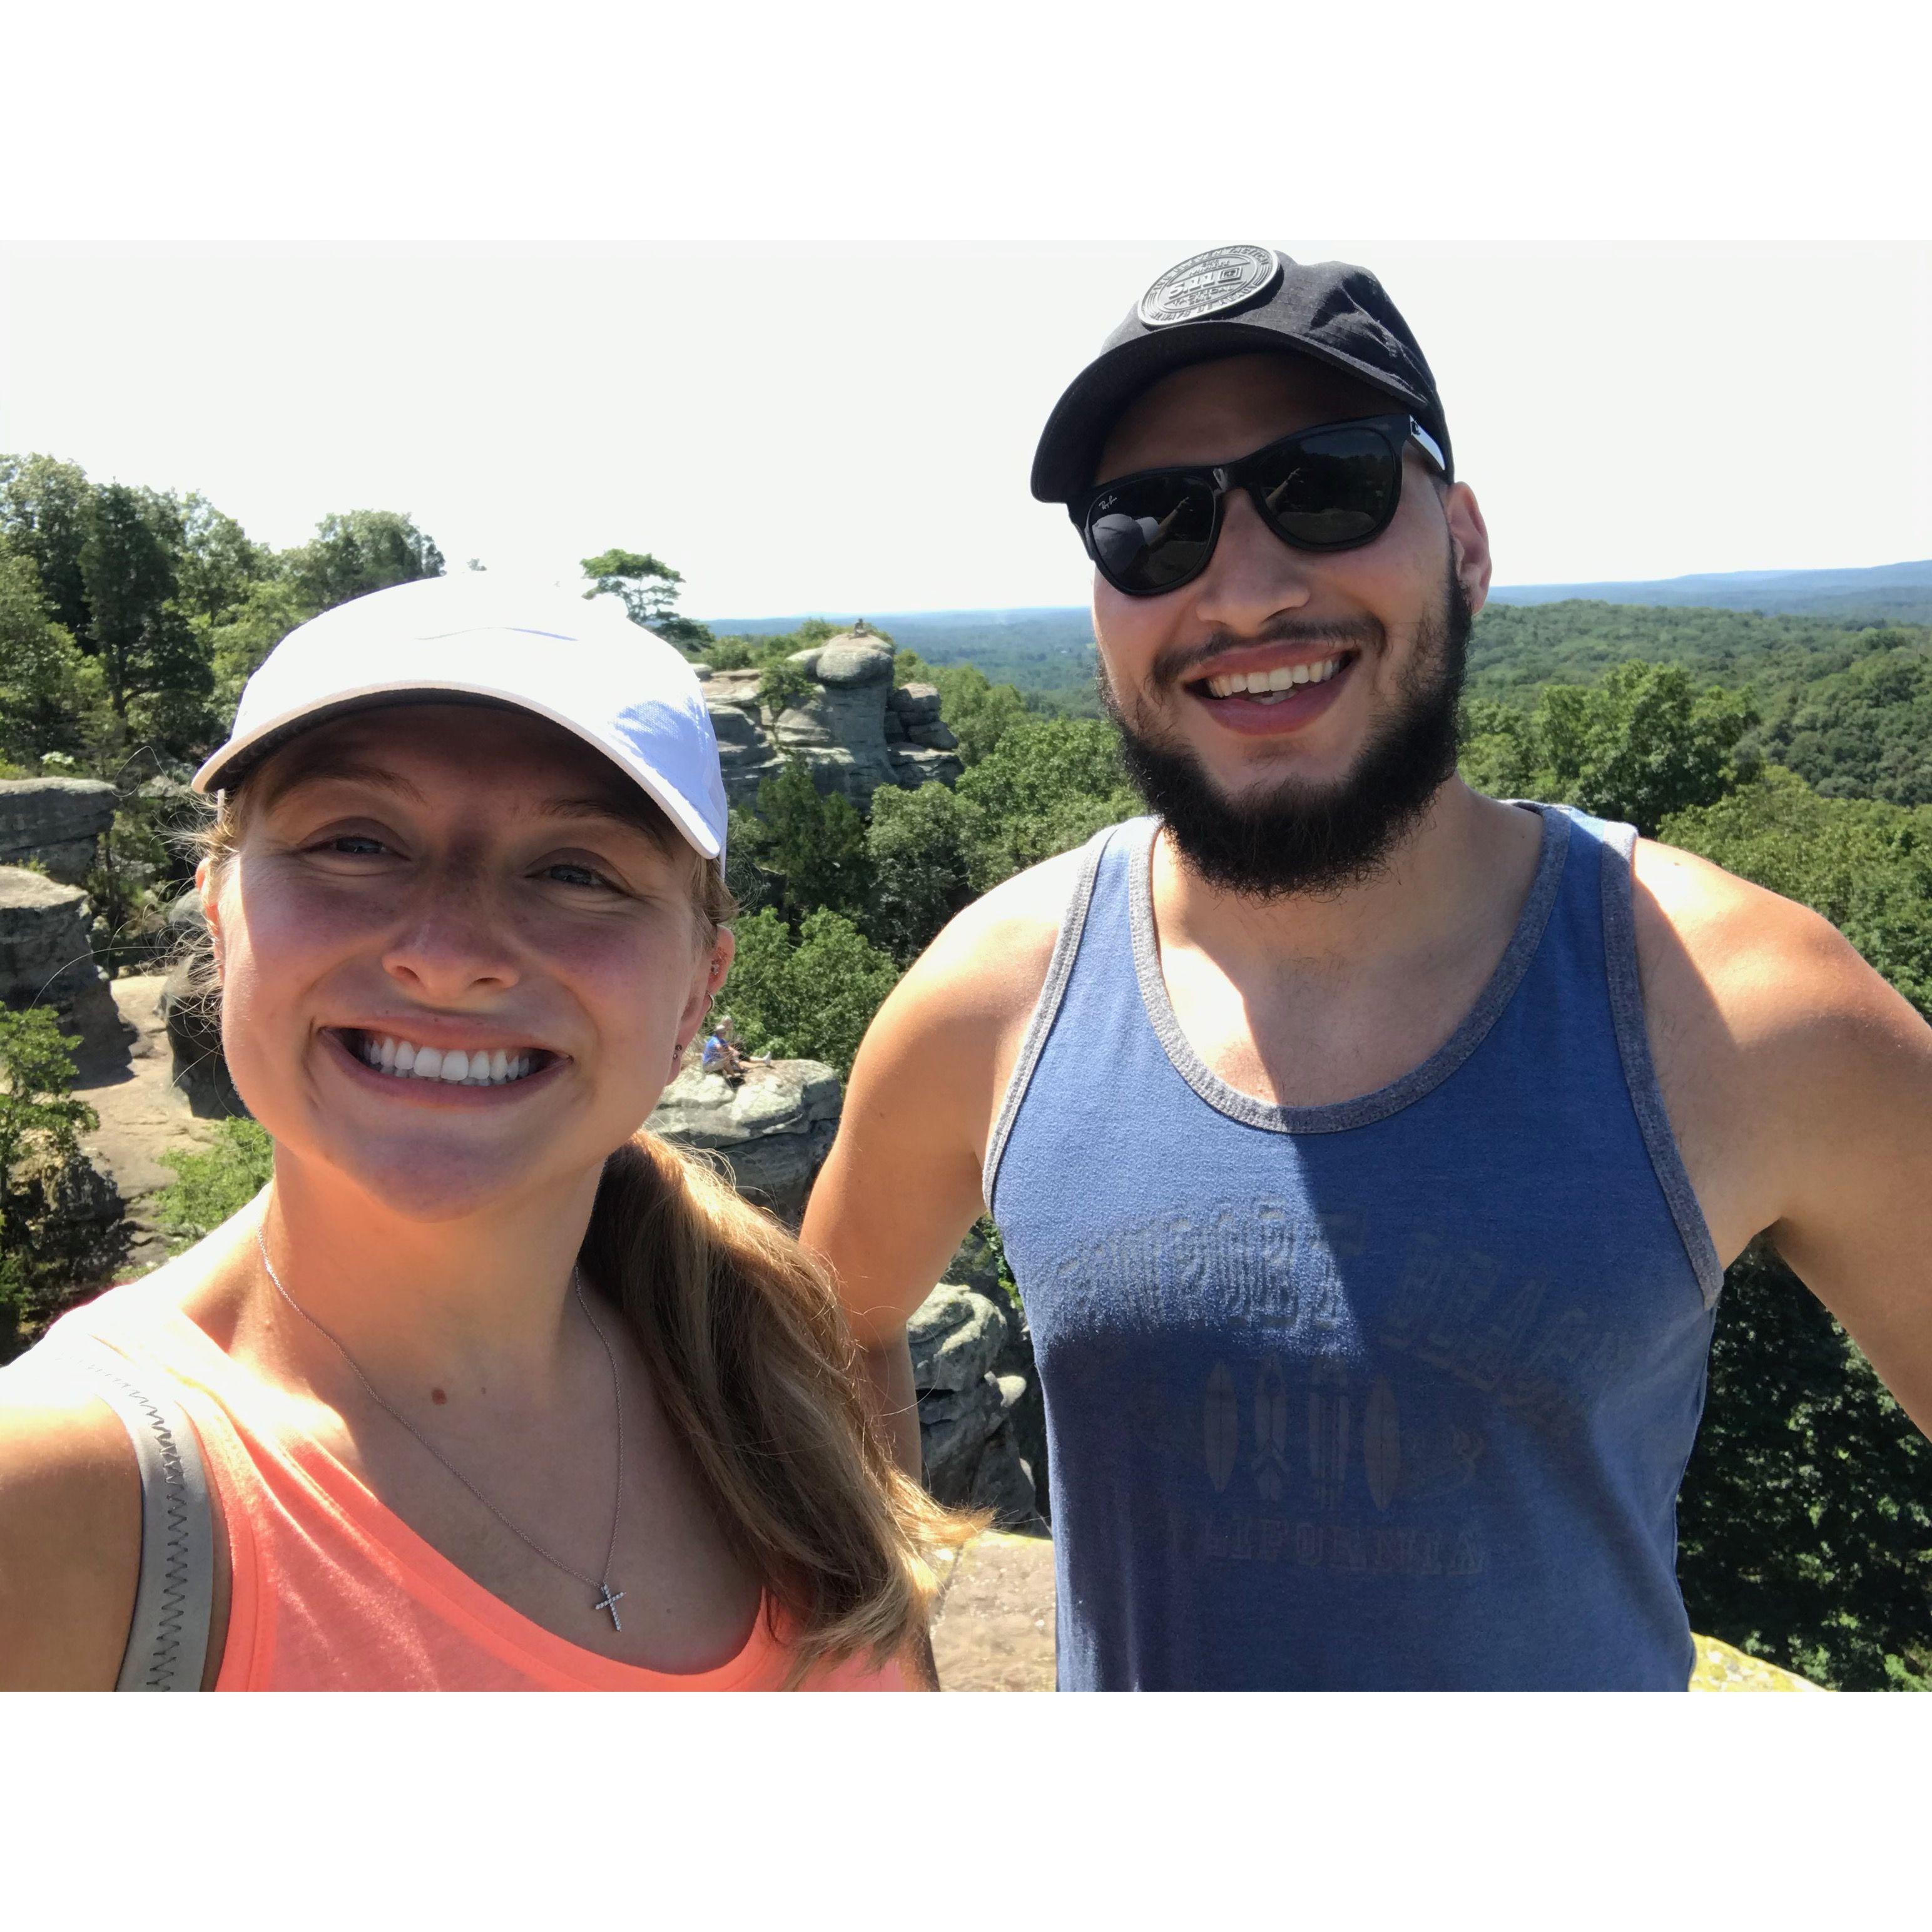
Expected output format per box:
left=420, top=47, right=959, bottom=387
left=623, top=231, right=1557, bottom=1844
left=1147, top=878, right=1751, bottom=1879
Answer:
left=1488, top=559, right=1932, bottom=624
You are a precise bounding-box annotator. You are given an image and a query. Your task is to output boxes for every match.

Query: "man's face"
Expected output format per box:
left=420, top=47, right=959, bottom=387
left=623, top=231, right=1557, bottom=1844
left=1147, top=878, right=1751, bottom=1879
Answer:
left=1089, top=351, right=1492, bottom=895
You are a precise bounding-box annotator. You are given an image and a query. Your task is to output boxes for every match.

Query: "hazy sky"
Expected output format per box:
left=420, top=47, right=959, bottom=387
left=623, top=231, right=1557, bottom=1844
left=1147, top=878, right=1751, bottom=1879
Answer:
left=3, top=241, right=1926, bottom=620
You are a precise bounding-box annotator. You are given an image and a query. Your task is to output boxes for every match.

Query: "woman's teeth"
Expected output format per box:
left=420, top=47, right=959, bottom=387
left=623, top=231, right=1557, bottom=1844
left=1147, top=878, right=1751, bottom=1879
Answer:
left=352, top=1035, right=539, bottom=1085
left=1204, top=655, right=1345, bottom=701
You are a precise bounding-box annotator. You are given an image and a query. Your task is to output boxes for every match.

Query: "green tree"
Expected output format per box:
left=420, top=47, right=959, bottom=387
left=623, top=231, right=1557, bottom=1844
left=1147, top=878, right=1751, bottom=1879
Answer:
left=721, top=907, right=902, bottom=1077
left=1677, top=1243, right=1932, bottom=1689
left=0, top=454, right=95, bottom=639
left=78, top=482, right=212, bottom=738
left=895, top=649, right=1032, bottom=766
left=1660, top=768, right=1932, bottom=1019
left=175, top=492, right=276, bottom=630
left=290, top=509, right=445, bottom=614
left=1461, top=660, right=1758, bottom=836
left=955, top=716, right=1140, bottom=891
left=0, top=1009, right=99, bottom=1362
left=739, top=760, right=872, bottom=919
left=581, top=547, right=713, bottom=651
left=864, top=781, right=972, bottom=961
left=0, top=546, right=104, bottom=764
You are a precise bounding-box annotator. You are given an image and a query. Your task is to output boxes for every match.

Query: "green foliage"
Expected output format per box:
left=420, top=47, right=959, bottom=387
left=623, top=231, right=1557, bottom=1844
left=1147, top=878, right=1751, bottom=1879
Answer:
left=863, top=781, right=972, bottom=961
left=737, top=760, right=872, bottom=919
left=0, top=454, right=94, bottom=638
left=78, top=482, right=213, bottom=739
left=721, top=907, right=902, bottom=1077
left=1460, top=660, right=1759, bottom=836
left=0, top=544, right=105, bottom=762
left=895, top=649, right=1032, bottom=766
left=954, top=716, right=1140, bottom=891
left=290, top=509, right=445, bottom=614
left=175, top=493, right=275, bottom=631
left=580, top=547, right=711, bottom=651
left=1757, top=641, right=1932, bottom=806
left=155, top=1119, right=275, bottom=1251
left=0, top=1009, right=99, bottom=1361
left=1677, top=1244, right=1932, bottom=1690
left=1661, top=768, right=1932, bottom=1018
left=758, top=657, right=816, bottom=714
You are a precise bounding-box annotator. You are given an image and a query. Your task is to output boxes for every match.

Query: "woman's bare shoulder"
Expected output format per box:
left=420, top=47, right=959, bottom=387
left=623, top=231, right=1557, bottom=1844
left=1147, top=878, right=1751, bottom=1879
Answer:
left=0, top=1376, right=141, bottom=1689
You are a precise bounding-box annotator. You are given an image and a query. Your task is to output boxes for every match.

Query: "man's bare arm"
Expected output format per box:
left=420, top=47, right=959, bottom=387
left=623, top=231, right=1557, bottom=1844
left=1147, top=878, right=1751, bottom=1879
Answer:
left=802, top=852, right=1078, bottom=1468
left=1636, top=838, right=1932, bottom=1436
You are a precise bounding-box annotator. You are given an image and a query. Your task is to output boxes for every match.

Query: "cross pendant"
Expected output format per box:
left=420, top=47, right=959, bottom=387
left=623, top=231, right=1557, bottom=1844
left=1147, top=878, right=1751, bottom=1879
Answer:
left=596, top=1582, right=626, bottom=1630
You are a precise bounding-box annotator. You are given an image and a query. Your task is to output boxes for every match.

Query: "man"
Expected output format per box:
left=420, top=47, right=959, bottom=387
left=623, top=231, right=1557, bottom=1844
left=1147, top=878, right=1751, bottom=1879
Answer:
left=800, top=247, right=1932, bottom=1689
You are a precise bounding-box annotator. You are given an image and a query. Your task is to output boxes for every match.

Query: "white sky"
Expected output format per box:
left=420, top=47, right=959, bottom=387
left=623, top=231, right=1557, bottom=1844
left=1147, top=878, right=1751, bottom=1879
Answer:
left=4, top=241, right=1926, bottom=620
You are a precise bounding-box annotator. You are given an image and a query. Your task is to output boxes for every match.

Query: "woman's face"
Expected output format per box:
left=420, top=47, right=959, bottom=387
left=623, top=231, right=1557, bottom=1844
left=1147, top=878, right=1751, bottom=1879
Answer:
left=203, top=703, right=730, bottom=1223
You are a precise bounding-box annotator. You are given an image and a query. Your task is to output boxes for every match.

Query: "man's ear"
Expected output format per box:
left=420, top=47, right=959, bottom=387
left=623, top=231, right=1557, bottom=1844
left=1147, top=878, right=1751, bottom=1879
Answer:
left=1442, top=480, right=1493, bottom=616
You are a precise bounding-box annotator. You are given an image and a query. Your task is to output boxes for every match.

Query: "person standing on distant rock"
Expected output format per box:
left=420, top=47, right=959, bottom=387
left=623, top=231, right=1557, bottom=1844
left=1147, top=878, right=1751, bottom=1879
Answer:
left=0, top=576, right=965, bottom=1690
left=801, top=245, right=1932, bottom=1690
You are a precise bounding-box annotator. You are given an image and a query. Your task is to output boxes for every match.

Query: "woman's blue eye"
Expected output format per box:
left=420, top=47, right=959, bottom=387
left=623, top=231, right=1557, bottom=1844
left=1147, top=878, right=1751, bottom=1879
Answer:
left=544, top=863, right=613, bottom=889
left=327, top=836, right=389, bottom=855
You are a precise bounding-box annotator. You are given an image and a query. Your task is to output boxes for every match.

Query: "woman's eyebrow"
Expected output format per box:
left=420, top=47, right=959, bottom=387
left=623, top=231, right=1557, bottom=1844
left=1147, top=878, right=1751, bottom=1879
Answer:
left=260, top=760, right=430, bottom=811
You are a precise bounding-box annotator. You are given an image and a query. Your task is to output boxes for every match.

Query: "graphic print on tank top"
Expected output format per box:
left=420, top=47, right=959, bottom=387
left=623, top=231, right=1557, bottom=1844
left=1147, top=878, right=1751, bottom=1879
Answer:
left=987, top=807, right=1724, bottom=1691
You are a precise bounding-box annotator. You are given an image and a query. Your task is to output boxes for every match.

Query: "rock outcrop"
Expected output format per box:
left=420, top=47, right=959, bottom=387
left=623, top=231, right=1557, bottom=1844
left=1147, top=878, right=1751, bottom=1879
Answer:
left=0, top=778, right=118, bottom=885
left=0, top=865, right=128, bottom=1069
left=909, top=1282, right=1042, bottom=1529
left=701, top=631, right=965, bottom=808
left=645, top=1059, right=843, bottom=1226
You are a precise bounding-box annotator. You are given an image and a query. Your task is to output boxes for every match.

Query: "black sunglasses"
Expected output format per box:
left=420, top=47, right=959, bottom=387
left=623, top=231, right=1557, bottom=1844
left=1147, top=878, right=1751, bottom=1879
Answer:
left=1069, top=412, right=1447, bottom=599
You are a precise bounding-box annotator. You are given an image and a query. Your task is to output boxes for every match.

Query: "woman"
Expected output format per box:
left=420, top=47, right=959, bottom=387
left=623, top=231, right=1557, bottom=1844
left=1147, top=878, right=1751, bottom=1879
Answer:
left=0, top=576, right=965, bottom=1690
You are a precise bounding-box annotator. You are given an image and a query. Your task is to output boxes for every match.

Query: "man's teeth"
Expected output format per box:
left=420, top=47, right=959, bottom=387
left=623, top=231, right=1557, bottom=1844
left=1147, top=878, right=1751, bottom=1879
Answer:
left=353, top=1035, right=537, bottom=1085
left=1204, top=656, right=1345, bottom=700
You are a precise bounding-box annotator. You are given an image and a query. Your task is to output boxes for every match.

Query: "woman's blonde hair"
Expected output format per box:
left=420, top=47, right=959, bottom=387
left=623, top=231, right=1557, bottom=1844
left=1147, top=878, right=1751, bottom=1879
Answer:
left=195, top=766, right=976, bottom=1685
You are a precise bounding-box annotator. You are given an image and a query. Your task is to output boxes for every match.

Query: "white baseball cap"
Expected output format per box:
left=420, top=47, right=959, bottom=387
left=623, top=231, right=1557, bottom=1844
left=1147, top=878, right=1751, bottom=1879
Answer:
left=192, top=575, right=730, bottom=861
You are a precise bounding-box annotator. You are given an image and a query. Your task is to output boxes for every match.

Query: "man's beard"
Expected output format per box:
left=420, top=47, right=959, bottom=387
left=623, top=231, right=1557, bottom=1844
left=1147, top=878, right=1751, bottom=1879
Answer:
left=1106, top=566, right=1472, bottom=900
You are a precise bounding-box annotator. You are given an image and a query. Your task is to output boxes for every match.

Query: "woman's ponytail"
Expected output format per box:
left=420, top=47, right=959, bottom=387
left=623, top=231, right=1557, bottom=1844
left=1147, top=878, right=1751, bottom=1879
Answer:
left=580, top=1131, right=977, bottom=1685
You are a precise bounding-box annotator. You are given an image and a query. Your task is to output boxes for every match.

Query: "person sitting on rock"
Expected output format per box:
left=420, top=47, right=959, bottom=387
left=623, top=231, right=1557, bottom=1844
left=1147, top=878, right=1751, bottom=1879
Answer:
left=0, top=576, right=970, bottom=1692
left=701, top=1014, right=749, bottom=1084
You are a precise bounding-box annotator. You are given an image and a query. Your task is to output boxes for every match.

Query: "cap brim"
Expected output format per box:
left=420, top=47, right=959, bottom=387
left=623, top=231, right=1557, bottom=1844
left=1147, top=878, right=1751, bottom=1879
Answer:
left=191, top=681, right=724, bottom=862
left=1030, top=319, right=1432, bottom=503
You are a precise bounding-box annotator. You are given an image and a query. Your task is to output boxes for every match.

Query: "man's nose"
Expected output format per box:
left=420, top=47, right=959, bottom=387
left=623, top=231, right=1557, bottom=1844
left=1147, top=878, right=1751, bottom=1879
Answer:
left=1189, top=489, right=1314, bottom=632
left=380, top=872, right=521, bottom=1002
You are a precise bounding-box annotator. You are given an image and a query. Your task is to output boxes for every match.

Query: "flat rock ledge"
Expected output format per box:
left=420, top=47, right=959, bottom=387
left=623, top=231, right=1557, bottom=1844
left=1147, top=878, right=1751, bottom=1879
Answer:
left=646, top=1059, right=842, bottom=1226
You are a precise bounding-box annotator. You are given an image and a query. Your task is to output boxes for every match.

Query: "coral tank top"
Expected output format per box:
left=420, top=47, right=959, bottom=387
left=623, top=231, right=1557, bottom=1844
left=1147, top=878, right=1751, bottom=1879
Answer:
left=43, top=1275, right=903, bottom=1692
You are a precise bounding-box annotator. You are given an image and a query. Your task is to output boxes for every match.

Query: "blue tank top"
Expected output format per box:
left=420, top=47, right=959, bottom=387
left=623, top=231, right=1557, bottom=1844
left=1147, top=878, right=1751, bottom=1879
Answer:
left=987, top=806, right=1724, bottom=1690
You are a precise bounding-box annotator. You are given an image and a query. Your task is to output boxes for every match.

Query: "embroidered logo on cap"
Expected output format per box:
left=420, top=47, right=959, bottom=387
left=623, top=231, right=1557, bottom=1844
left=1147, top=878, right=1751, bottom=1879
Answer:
left=1137, top=245, right=1283, bottom=328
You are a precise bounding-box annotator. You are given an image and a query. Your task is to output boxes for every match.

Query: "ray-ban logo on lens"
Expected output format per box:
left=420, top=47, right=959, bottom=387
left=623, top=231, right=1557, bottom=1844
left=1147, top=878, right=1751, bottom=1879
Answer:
left=1139, top=245, right=1283, bottom=328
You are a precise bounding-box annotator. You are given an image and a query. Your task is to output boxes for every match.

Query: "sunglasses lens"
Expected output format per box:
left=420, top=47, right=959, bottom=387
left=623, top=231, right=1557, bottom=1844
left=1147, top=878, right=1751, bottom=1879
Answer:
left=1086, top=478, right=1218, bottom=594
left=1253, top=426, right=1398, bottom=547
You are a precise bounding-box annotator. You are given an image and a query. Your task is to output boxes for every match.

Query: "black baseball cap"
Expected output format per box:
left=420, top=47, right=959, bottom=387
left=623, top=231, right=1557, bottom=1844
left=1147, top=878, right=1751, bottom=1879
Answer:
left=1030, top=244, right=1453, bottom=502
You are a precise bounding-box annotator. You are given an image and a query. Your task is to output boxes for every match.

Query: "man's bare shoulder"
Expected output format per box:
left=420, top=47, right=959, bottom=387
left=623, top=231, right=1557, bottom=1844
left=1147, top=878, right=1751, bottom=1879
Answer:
left=0, top=1377, right=140, bottom=1689
left=1632, top=836, right=1916, bottom=1049
left=886, top=841, right=1099, bottom=1041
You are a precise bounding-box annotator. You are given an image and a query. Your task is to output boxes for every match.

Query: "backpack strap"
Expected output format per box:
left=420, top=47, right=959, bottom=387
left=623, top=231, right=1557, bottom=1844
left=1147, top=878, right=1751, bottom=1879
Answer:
left=66, top=1347, right=215, bottom=1691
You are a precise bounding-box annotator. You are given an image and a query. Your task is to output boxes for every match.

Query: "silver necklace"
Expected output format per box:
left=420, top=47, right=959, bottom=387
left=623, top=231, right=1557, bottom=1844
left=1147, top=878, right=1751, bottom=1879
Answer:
left=253, top=1227, right=629, bottom=1629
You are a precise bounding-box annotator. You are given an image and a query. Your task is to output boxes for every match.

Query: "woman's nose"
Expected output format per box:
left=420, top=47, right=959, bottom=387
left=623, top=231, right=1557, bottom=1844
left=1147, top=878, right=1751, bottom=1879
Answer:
left=380, top=875, right=521, bottom=1001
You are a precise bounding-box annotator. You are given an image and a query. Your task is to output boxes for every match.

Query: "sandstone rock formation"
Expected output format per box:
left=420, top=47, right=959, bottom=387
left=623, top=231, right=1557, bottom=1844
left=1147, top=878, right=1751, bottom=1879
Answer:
left=909, top=1281, right=1041, bottom=1529
left=700, top=631, right=964, bottom=808
left=644, top=1059, right=843, bottom=1226
left=0, top=778, right=118, bottom=885
left=0, top=865, right=128, bottom=1069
